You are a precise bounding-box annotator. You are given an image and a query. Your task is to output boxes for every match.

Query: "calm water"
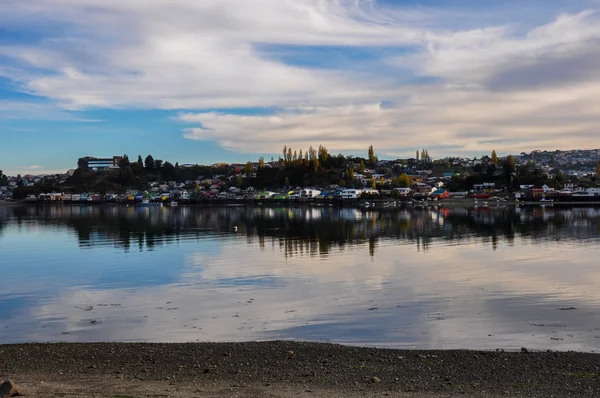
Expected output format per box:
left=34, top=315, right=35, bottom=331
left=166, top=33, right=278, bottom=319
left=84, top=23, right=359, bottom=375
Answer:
left=1, top=204, right=600, bottom=350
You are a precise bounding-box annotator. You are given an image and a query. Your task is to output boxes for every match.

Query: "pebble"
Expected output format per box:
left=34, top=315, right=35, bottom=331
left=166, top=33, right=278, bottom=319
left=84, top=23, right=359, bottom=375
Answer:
left=0, top=380, right=20, bottom=398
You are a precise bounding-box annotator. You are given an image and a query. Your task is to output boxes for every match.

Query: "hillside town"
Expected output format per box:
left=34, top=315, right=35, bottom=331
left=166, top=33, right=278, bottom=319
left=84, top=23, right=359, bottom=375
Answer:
left=1, top=148, right=600, bottom=205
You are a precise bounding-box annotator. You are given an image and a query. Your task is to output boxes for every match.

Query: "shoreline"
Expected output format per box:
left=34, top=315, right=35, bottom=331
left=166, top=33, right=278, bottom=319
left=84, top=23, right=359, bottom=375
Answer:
left=6, top=197, right=600, bottom=209
left=2, top=341, right=599, bottom=397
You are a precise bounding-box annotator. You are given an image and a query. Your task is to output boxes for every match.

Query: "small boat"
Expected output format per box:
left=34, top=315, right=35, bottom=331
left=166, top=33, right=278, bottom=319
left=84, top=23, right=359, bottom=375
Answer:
left=142, top=199, right=150, bottom=205
left=170, top=201, right=178, bottom=207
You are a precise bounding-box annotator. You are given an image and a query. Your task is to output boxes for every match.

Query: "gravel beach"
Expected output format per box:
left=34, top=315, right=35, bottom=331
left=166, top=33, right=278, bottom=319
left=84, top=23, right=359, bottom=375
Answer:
left=1, top=341, right=600, bottom=397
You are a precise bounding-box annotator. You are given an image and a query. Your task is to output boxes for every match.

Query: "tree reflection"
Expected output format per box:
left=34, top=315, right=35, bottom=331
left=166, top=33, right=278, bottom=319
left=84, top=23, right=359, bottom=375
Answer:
left=2, top=205, right=600, bottom=257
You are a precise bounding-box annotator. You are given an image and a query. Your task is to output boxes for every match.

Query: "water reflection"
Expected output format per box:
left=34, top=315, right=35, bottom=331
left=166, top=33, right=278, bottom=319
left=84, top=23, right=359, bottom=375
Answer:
left=0, top=205, right=600, bottom=350
left=2, top=205, right=600, bottom=255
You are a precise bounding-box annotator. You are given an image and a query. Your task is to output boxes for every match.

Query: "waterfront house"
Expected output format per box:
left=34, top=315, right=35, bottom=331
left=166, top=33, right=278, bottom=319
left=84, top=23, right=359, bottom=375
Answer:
left=542, top=185, right=555, bottom=193
left=340, top=189, right=362, bottom=199
left=473, top=183, right=495, bottom=193
left=301, top=189, right=321, bottom=198
left=431, top=189, right=449, bottom=199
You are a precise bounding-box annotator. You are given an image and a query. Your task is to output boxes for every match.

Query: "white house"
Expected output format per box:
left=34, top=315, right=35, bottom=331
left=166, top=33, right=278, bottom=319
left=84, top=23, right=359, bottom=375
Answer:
left=542, top=185, right=555, bottom=193
left=586, top=188, right=600, bottom=195
left=301, top=189, right=321, bottom=198
left=340, top=189, right=362, bottom=199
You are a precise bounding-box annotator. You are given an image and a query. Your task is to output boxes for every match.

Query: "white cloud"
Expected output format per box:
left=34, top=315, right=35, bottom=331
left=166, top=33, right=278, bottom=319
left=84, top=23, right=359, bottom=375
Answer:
left=1, top=1, right=600, bottom=155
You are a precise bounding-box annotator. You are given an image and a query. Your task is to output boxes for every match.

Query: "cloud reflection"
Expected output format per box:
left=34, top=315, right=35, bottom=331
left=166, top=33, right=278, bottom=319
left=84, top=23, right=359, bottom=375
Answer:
left=1, top=205, right=600, bottom=350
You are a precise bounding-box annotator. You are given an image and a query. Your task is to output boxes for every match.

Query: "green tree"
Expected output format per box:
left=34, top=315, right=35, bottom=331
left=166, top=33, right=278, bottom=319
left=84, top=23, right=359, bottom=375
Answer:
left=154, top=159, right=163, bottom=169
left=77, top=157, right=89, bottom=170
left=370, top=176, right=376, bottom=189
left=416, top=150, right=419, bottom=161
left=379, top=176, right=385, bottom=186
left=162, top=161, right=175, bottom=179
left=144, top=155, right=155, bottom=170
left=237, top=173, right=244, bottom=187
left=284, top=176, right=290, bottom=187
left=368, top=145, right=377, bottom=166
left=398, top=172, right=411, bottom=188
left=360, top=160, right=365, bottom=173
left=137, top=155, right=143, bottom=168
left=391, top=176, right=399, bottom=188
left=491, top=150, right=499, bottom=165
left=119, top=154, right=130, bottom=169
left=258, top=157, right=265, bottom=169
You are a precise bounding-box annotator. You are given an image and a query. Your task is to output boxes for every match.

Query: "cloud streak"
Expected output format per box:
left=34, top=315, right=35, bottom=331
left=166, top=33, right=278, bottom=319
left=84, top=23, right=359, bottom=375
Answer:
left=1, top=1, right=600, bottom=156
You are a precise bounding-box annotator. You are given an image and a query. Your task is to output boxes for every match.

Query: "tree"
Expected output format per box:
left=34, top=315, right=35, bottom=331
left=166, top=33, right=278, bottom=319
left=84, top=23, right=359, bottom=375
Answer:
left=318, top=145, right=329, bottom=163
left=284, top=177, right=290, bottom=187
left=77, top=157, right=89, bottom=170
left=368, top=145, right=377, bottom=166
left=119, top=154, right=130, bottom=169
left=244, top=161, right=254, bottom=177
left=237, top=173, right=244, bottom=187
left=137, top=155, right=143, bottom=168
left=504, top=154, right=515, bottom=179
left=391, top=176, right=399, bottom=188
left=398, top=173, right=411, bottom=188
left=346, top=168, right=355, bottom=181
left=144, top=155, right=155, bottom=170
left=154, top=159, right=163, bottom=169
left=162, top=161, right=175, bottom=179
left=370, top=176, right=376, bottom=189
left=258, top=157, right=265, bottom=169
left=311, top=158, right=320, bottom=173
left=491, top=150, right=499, bottom=165
left=416, top=150, right=420, bottom=161
left=379, top=176, right=385, bottom=186
left=360, top=160, right=365, bottom=173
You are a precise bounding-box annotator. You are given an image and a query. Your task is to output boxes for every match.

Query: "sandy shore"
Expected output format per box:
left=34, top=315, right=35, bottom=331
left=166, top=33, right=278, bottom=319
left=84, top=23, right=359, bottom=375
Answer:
left=1, top=341, right=599, bottom=397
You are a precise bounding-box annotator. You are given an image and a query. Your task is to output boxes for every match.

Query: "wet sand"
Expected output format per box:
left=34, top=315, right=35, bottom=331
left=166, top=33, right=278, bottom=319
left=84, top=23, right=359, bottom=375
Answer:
left=1, top=341, right=600, bottom=397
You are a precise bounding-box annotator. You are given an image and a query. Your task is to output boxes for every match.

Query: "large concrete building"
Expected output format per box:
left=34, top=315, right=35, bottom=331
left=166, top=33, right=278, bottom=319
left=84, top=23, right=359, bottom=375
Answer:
left=78, top=156, right=122, bottom=171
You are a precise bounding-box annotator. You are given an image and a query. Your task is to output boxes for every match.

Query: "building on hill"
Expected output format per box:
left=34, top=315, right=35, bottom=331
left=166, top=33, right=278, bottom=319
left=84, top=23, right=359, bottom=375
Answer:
left=78, top=156, right=122, bottom=171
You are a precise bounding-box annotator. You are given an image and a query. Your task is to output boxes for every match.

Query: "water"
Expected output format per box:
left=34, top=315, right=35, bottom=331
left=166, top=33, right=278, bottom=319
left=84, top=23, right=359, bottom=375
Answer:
left=1, top=204, right=600, bottom=351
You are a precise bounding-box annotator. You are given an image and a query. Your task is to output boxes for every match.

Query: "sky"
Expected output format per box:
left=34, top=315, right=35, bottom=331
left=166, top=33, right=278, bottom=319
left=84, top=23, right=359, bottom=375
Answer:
left=1, top=0, right=600, bottom=175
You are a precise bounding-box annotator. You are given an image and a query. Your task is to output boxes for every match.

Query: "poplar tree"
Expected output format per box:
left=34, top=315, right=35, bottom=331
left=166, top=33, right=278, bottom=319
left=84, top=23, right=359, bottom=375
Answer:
left=491, top=150, right=499, bottom=165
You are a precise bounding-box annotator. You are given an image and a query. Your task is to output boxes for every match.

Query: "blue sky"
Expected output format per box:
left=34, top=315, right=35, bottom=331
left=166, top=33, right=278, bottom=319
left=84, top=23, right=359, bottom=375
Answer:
left=1, top=0, right=600, bottom=175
